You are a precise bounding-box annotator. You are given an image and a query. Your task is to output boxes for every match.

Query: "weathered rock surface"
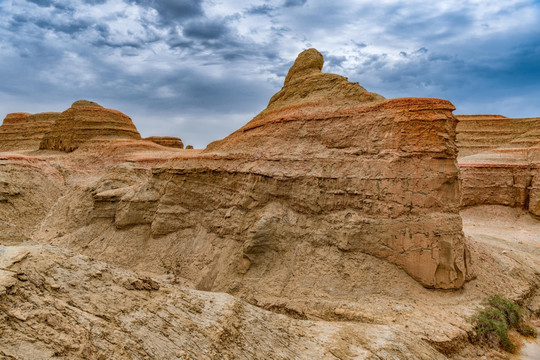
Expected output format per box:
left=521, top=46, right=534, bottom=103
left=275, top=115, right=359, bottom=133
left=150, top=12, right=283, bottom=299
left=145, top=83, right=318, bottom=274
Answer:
left=456, top=114, right=540, bottom=216
left=0, top=244, right=450, bottom=360
left=0, top=155, right=64, bottom=243
left=145, top=136, right=184, bottom=149
left=39, top=100, right=141, bottom=152
left=2, top=208, right=540, bottom=360
left=455, top=115, right=540, bottom=158
left=0, top=112, right=60, bottom=151
left=1, top=49, right=540, bottom=360
left=34, top=49, right=471, bottom=294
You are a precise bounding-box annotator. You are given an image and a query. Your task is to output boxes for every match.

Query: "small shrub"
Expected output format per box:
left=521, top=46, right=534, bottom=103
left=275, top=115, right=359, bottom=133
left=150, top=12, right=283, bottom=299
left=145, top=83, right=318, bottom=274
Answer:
left=472, top=295, right=537, bottom=353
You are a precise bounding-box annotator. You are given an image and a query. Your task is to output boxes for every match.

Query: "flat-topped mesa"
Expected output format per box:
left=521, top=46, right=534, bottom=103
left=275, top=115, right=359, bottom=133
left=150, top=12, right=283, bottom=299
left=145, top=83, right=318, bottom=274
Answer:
left=145, top=136, right=184, bottom=149
left=0, top=112, right=60, bottom=151
left=39, top=100, right=141, bottom=152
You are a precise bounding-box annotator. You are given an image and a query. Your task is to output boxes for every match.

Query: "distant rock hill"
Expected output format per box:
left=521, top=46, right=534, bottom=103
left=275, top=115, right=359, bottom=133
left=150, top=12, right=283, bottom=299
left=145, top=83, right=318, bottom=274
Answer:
left=145, top=136, right=184, bottom=149
left=39, top=100, right=141, bottom=152
left=0, top=100, right=142, bottom=153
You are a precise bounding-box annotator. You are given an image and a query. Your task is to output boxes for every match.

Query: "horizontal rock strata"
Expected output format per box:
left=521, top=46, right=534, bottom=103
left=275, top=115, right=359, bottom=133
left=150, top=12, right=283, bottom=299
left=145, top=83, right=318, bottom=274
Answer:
left=457, top=114, right=540, bottom=216
left=145, top=136, right=184, bottom=149
left=39, top=100, right=141, bottom=152
left=456, top=115, right=540, bottom=158
left=0, top=112, right=60, bottom=151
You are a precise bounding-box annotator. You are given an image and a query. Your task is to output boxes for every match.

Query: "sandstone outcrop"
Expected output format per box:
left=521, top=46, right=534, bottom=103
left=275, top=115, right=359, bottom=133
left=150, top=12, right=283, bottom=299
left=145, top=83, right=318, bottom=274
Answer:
left=145, top=136, right=184, bottom=149
left=456, top=114, right=540, bottom=216
left=0, top=155, right=64, bottom=243
left=0, top=245, right=448, bottom=360
left=35, top=49, right=471, bottom=293
left=39, top=100, right=141, bottom=152
left=0, top=112, right=59, bottom=151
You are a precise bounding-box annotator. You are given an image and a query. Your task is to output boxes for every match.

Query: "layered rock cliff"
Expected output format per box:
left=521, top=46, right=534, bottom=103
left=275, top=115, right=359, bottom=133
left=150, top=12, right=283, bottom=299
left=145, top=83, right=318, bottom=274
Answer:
left=455, top=115, right=540, bottom=158
left=39, top=100, right=141, bottom=152
left=0, top=112, right=59, bottom=151
left=3, top=49, right=540, bottom=360
left=456, top=114, right=540, bottom=216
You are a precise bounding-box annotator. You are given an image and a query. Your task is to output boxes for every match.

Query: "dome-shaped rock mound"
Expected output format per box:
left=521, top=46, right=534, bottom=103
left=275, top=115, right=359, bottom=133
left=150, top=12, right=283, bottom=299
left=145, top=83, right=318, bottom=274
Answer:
left=145, top=136, right=184, bottom=149
left=71, top=99, right=103, bottom=108
left=0, top=112, right=60, bottom=151
left=39, top=100, right=141, bottom=152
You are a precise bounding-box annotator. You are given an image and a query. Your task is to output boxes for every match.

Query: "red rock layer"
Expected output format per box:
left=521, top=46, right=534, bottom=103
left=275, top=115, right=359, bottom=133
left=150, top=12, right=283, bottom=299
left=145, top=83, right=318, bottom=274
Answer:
left=144, top=136, right=184, bottom=149
left=0, top=112, right=60, bottom=151
left=39, top=101, right=141, bottom=152
left=457, top=114, right=540, bottom=216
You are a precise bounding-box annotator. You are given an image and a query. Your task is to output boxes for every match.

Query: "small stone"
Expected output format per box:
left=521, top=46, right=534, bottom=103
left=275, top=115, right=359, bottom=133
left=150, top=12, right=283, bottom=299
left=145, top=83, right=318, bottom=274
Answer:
left=50, top=283, right=61, bottom=290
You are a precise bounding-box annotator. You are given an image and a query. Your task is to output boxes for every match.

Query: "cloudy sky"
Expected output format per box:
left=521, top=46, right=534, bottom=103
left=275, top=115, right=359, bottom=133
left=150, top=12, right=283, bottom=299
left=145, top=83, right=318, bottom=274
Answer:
left=1, top=0, right=539, bottom=147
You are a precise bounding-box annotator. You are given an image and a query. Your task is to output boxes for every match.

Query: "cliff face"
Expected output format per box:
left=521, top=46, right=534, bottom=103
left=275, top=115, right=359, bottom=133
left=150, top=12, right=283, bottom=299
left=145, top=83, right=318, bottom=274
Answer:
left=39, top=100, right=141, bottom=152
left=33, top=49, right=471, bottom=293
left=0, top=112, right=60, bottom=151
left=0, top=155, right=64, bottom=243
left=456, top=114, right=540, bottom=216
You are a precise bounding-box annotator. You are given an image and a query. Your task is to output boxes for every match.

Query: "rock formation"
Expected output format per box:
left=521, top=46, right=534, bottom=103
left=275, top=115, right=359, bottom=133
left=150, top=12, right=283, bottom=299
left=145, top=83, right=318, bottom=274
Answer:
left=456, top=115, right=540, bottom=158
left=145, top=136, right=184, bottom=149
left=39, top=100, right=141, bottom=152
left=0, top=155, right=64, bottom=243
left=0, top=245, right=448, bottom=360
left=456, top=114, right=540, bottom=216
left=34, top=49, right=471, bottom=293
left=3, top=49, right=540, bottom=360
left=0, top=112, right=59, bottom=151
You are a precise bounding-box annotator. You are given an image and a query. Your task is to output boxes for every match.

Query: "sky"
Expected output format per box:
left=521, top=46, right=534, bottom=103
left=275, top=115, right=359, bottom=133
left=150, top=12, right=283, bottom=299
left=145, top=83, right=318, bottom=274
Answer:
left=1, top=0, right=540, bottom=148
